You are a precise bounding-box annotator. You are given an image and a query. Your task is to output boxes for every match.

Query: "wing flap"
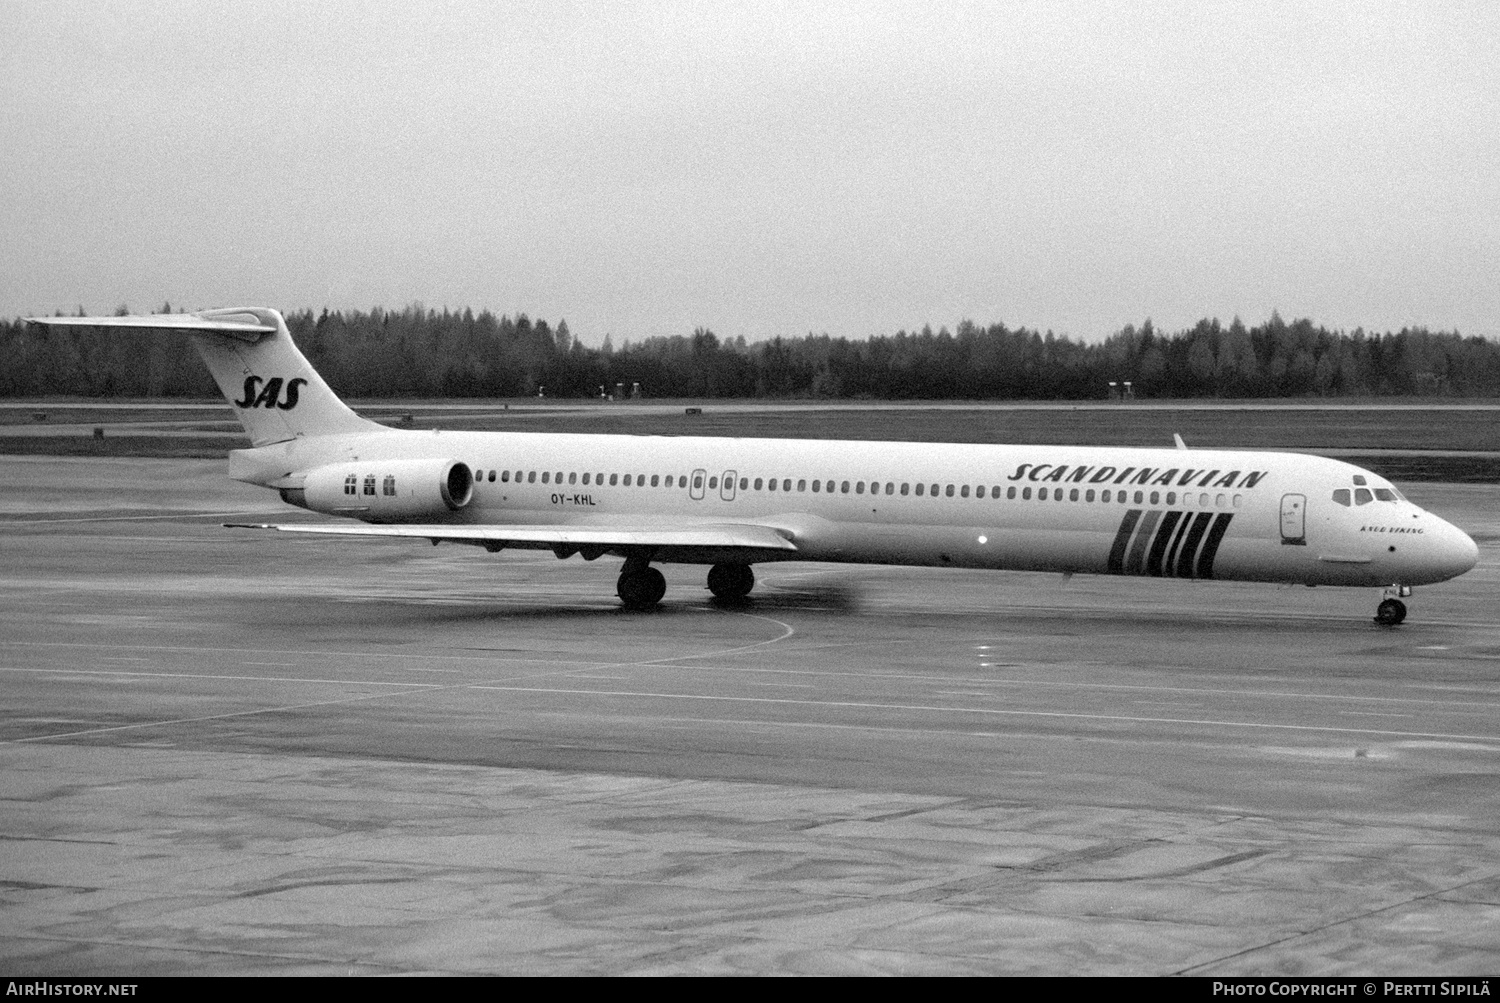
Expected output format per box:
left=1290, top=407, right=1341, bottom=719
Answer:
left=225, top=521, right=798, bottom=552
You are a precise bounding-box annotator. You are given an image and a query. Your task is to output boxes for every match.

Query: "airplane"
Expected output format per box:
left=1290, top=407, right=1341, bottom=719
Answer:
left=27, top=307, right=1480, bottom=625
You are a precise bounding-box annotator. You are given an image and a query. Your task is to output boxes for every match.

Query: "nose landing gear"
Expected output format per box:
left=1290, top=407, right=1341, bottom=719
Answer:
left=1374, top=584, right=1412, bottom=626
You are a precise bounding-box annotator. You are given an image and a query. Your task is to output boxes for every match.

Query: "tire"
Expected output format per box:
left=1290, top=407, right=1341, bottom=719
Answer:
left=618, top=567, right=667, bottom=608
left=1374, top=598, right=1407, bottom=626
left=707, top=563, right=755, bottom=600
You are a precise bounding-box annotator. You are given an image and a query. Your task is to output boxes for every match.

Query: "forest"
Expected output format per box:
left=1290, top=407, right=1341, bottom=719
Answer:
left=3, top=307, right=1498, bottom=399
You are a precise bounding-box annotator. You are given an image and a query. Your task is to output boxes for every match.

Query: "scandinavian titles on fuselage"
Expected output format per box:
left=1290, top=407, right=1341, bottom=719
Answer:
left=1006, top=463, right=1268, bottom=490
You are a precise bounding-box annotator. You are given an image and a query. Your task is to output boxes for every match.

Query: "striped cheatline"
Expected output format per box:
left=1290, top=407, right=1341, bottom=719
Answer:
left=1108, top=509, right=1234, bottom=579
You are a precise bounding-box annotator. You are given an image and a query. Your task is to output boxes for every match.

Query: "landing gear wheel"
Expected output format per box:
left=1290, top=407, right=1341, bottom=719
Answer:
left=707, top=563, right=755, bottom=600
left=617, top=566, right=666, bottom=608
left=1374, top=598, right=1407, bottom=626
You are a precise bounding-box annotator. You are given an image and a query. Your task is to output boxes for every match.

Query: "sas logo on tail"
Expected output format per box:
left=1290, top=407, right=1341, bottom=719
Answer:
left=234, top=376, right=307, bottom=410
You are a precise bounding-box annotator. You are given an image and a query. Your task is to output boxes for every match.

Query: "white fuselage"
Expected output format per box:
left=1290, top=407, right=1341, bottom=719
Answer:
left=231, top=428, right=1480, bottom=588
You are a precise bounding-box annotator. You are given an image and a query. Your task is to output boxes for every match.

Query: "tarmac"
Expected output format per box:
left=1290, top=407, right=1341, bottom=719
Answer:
left=2, top=456, right=1498, bottom=975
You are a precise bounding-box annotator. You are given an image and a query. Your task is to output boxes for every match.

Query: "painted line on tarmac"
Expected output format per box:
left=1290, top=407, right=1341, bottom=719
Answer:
left=2, top=614, right=801, bottom=744
left=0, top=666, right=441, bottom=687
left=461, top=683, right=1500, bottom=745
left=0, top=509, right=282, bottom=525
left=7, top=636, right=1499, bottom=713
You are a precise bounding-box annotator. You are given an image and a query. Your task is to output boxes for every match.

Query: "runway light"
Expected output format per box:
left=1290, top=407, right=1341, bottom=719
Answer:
left=977, top=535, right=987, bottom=544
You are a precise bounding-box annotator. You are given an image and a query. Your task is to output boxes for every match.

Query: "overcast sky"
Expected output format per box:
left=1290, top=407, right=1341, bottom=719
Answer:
left=3, top=1, right=1496, bottom=344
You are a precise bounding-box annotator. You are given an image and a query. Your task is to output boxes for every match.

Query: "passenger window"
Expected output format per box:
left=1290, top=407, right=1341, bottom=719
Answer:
left=753, top=478, right=763, bottom=490
left=679, top=476, right=688, bottom=488
left=1039, top=488, right=1048, bottom=500
left=1149, top=491, right=1158, bottom=505
left=1100, top=489, right=1109, bottom=502
left=1165, top=491, right=1174, bottom=504
left=974, top=485, right=984, bottom=499
left=1008, top=486, right=1016, bottom=499
left=569, top=472, right=578, bottom=485
left=885, top=483, right=894, bottom=495
left=960, top=485, right=970, bottom=498
left=841, top=481, right=850, bottom=494
left=1069, top=488, right=1079, bottom=501
left=708, top=476, right=717, bottom=489
left=363, top=474, right=376, bottom=495
left=501, top=470, right=510, bottom=482
left=945, top=484, right=954, bottom=497
left=528, top=471, right=536, bottom=483
left=344, top=474, right=357, bottom=495
left=1332, top=489, right=1351, bottom=506
left=855, top=482, right=865, bottom=494
left=1233, top=494, right=1242, bottom=508
left=915, top=483, right=924, bottom=496
left=796, top=480, right=805, bottom=491
left=1374, top=488, right=1396, bottom=502
left=768, top=478, right=777, bottom=491
left=1216, top=493, right=1227, bottom=507
left=1355, top=488, right=1373, bottom=505
left=596, top=472, right=603, bottom=484
left=901, top=483, right=910, bottom=496
left=812, top=480, right=821, bottom=493
left=582, top=473, right=590, bottom=485
left=1022, top=487, right=1032, bottom=500
left=1199, top=492, right=1208, bottom=506
left=383, top=475, right=396, bottom=496
left=1134, top=491, right=1143, bottom=504
left=740, top=477, right=748, bottom=490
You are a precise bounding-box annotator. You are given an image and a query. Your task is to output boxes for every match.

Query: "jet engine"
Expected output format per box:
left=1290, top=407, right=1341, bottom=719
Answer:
left=292, top=459, right=474, bottom=520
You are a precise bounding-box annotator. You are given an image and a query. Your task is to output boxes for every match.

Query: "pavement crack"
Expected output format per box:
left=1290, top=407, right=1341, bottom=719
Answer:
left=1172, top=869, right=1500, bottom=975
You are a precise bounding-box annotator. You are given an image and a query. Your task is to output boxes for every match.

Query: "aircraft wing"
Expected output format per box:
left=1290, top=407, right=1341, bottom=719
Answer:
left=225, top=521, right=799, bottom=554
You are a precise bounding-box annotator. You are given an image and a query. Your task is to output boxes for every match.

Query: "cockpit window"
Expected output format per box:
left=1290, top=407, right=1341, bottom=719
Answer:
left=1332, top=488, right=1350, bottom=506
left=1354, top=488, right=1373, bottom=505
left=1353, top=475, right=1367, bottom=486
left=1374, top=488, right=1397, bottom=502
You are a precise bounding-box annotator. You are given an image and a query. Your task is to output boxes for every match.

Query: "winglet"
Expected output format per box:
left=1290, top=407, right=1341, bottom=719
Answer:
left=1173, top=433, right=1188, bottom=450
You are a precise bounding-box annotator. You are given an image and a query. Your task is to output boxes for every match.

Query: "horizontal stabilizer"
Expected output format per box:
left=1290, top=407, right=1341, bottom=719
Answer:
left=28, top=312, right=277, bottom=341
left=28, top=307, right=377, bottom=444
left=225, top=521, right=799, bottom=553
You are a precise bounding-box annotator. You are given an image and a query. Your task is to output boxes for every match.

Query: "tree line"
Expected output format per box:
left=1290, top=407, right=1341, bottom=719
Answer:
left=3, top=306, right=1497, bottom=399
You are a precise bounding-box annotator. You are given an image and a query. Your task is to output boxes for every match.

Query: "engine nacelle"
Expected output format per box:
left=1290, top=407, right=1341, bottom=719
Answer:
left=294, top=459, right=474, bottom=521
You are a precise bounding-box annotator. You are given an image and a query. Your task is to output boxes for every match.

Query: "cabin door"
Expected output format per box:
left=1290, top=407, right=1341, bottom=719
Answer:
left=1280, top=493, right=1306, bottom=545
left=689, top=468, right=707, bottom=501
left=720, top=470, right=737, bottom=501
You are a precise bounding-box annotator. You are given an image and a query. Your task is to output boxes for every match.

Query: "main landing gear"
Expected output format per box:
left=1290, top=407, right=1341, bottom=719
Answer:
left=1374, top=584, right=1412, bottom=626
left=615, top=560, right=758, bottom=609
left=706, top=562, right=755, bottom=601
left=616, top=556, right=666, bottom=609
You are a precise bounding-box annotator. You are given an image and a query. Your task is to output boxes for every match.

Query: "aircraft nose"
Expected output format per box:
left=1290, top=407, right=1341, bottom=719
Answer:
left=1437, top=520, right=1480, bottom=580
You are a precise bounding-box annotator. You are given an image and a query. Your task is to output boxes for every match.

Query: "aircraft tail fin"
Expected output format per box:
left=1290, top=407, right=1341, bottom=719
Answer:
left=27, top=308, right=379, bottom=446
